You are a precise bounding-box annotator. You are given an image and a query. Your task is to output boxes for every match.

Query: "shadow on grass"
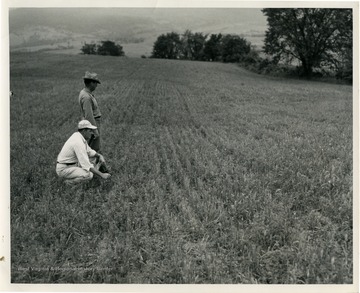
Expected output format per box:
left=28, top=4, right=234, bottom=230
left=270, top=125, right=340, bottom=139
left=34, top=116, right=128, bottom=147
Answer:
left=49, top=175, right=116, bottom=204
left=58, top=176, right=115, bottom=192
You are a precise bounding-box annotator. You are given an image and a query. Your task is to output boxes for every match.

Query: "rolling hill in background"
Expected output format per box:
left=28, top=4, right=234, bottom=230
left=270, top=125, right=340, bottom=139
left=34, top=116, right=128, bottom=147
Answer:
left=9, top=8, right=268, bottom=57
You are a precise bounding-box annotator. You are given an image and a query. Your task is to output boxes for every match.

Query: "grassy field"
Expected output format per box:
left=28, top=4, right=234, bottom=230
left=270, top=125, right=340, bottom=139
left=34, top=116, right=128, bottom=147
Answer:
left=9, top=52, right=353, bottom=284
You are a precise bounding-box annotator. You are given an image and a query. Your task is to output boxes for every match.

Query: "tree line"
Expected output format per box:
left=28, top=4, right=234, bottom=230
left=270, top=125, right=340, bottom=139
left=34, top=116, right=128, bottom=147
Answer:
left=151, top=8, right=353, bottom=82
left=80, top=9, right=352, bottom=82
left=81, top=40, right=125, bottom=56
left=151, top=30, right=252, bottom=63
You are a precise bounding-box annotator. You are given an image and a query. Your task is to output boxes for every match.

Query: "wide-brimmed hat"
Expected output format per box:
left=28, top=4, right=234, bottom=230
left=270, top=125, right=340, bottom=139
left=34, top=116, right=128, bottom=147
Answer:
left=78, top=120, right=97, bottom=130
left=83, top=71, right=101, bottom=84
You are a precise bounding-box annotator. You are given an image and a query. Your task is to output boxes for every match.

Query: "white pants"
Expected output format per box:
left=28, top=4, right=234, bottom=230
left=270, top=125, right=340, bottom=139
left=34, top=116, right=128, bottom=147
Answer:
left=56, top=158, right=99, bottom=184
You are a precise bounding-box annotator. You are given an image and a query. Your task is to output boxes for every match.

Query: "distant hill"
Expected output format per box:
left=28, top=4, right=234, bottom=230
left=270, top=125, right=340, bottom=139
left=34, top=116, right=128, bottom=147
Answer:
left=9, top=8, right=268, bottom=57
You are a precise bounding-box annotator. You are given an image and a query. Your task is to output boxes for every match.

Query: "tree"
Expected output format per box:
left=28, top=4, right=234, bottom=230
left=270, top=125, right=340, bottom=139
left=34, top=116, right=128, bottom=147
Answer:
left=203, top=33, right=223, bottom=61
left=80, top=40, right=125, bottom=56
left=181, top=30, right=208, bottom=60
left=97, top=40, right=124, bottom=56
left=221, top=34, right=251, bottom=63
left=332, top=10, right=353, bottom=82
left=81, top=42, right=97, bottom=55
left=262, top=8, right=352, bottom=78
left=151, top=32, right=182, bottom=59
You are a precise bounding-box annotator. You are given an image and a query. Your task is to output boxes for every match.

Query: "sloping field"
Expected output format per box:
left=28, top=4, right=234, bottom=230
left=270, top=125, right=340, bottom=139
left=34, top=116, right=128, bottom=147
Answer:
left=10, top=52, right=353, bottom=284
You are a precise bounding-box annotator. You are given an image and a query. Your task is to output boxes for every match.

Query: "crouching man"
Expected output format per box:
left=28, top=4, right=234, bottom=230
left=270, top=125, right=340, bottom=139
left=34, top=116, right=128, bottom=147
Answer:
left=56, top=120, right=111, bottom=185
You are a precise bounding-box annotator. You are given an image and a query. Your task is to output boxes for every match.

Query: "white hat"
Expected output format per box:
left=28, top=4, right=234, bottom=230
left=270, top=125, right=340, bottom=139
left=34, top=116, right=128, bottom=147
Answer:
left=78, top=120, right=97, bottom=130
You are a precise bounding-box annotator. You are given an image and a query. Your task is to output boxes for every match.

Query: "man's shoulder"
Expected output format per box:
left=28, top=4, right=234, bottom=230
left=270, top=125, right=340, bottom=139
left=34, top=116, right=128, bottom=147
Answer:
left=79, top=88, right=92, bottom=100
left=69, top=132, right=85, bottom=143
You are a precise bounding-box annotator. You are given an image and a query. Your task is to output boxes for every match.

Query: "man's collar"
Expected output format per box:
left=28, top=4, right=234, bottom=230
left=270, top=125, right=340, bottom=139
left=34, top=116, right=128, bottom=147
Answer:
left=76, top=131, right=87, bottom=142
left=83, top=87, right=93, bottom=94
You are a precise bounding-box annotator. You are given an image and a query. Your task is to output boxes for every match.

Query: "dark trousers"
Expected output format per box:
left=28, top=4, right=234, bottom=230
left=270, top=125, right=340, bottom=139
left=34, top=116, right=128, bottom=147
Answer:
left=89, top=117, right=101, bottom=152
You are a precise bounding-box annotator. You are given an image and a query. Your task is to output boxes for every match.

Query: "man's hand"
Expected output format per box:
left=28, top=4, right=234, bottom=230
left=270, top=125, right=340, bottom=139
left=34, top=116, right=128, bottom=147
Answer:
left=98, top=153, right=106, bottom=164
left=101, top=173, right=111, bottom=179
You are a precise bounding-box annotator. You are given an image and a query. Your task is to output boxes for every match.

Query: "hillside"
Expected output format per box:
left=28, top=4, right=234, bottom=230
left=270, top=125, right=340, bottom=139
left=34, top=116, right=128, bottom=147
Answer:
left=9, top=52, right=353, bottom=284
left=9, top=8, right=267, bottom=57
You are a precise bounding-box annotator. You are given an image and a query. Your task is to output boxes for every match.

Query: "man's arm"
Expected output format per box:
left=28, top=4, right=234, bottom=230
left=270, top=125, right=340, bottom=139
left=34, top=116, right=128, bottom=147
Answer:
left=81, top=98, right=100, bottom=138
left=90, top=167, right=111, bottom=179
left=89, top=152, right=110, bottom=179
left=93, top=152, right=106, bottom=164
left=81, top=98, right=96, bottom=124
left=76, top=147, right=110, bottom=179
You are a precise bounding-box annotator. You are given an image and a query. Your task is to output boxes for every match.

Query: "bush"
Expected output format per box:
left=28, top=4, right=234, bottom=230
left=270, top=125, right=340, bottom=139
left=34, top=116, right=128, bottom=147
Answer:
left=221, top=34, right=251, bottom=63
left=241, top=50, right=261, bottom=64
left=81, top=40, right=125, bottom=57
left=81, top=43, right=97, bottom=55
left=336, top=62, right=352, bottom=84
left=97, top=41, right=124, bottom=56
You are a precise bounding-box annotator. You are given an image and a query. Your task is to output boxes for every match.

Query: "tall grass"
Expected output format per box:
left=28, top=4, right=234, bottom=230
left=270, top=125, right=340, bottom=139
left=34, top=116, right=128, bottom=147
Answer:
left=10, top=52, right=353, bottom=283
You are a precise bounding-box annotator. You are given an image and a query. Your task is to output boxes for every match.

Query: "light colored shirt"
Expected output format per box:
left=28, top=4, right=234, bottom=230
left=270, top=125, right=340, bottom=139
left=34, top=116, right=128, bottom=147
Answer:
left=79, top=88, right=102, bottom=126
left=57, top=132, right=97, bottom=171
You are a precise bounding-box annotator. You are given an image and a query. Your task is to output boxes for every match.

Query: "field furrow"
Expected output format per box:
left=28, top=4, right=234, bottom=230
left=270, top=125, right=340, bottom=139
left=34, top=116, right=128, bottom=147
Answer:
left=9, top=52, right=353, bottom=284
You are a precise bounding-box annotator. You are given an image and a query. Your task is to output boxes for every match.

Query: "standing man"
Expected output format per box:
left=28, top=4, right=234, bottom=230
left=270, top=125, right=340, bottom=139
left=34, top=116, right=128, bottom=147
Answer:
left=56, top=120, right=111, bottom=185
left=79, top=71, right=102, bottom=152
